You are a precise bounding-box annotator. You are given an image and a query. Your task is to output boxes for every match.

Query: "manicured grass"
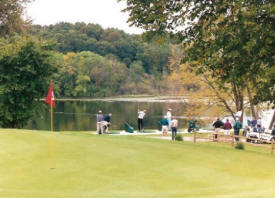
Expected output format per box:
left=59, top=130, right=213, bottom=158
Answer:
left=0, top=129, right=275, bottom=198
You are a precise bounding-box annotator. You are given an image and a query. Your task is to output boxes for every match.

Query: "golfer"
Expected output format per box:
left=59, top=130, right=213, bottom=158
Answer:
left=171, top=117, right=178, bottom=140
left=137, top=109, right=146, bottom=132
left=167, top=108, right=172, bottom=130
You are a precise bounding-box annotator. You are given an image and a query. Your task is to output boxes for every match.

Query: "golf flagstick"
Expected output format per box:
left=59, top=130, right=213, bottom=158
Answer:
left=45, top=81, right=56, bottom=169
left=50, top=102, right=54, bottom=169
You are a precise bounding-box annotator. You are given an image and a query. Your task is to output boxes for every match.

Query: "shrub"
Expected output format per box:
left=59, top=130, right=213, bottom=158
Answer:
left=175, top=134, right=183, bottom=141
left=235, top=142, right=245, bottom=150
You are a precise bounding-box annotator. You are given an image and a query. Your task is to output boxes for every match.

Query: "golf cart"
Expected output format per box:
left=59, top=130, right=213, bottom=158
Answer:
left=246, top=130, right=261, bottom=143
left=246, top=127, right=275, bottom=143
left=260, top=132, right=275, bottom=143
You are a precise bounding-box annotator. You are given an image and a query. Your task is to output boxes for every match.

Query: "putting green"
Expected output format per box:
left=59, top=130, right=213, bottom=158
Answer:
left=0, top=129, right=274, bottom=198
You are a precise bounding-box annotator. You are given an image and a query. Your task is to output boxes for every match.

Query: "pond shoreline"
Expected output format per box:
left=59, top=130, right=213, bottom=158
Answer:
left=41, top=95, right=189, bottom=103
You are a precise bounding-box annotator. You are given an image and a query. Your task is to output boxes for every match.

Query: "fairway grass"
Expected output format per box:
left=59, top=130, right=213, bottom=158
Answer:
left=0, top=129, right=274, bottom=198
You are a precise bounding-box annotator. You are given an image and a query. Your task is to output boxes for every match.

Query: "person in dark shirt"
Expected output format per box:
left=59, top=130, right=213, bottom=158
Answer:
left=102, top=113, right=112, bottom=133
left=213, top=118, right=224, bottom=141
left=251, top=119, right=257, bottom=127
left=233, top=119, right=242, bottom=141
left=104, top=113, right=112, bottom=122
left=161, top=116, right=169, bottom=136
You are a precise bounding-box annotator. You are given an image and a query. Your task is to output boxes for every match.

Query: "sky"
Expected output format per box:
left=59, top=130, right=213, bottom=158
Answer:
left=26, top=0, right=144, bottom=34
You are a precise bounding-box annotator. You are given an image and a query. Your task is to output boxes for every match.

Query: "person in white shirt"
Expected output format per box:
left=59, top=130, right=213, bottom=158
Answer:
left=167, top=108, right=172, bottom=130
left=171, top=117, right=178, bottom=140
left=96, top=110, right=103, bottom=134
left=137, top=109, right=146, bottom=132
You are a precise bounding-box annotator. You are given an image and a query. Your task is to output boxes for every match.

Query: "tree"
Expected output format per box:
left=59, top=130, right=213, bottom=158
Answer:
left=167, top=45, right=240, bottom=121
left=120, top=0, right=274, bottom=114
left=0, top=37, right=57, bottom=128
left=28, top=22, right=172, bottom=78
left=129, top=61, right=145, bottom=82
left=0, top=0, right=32, bottom=36
left=61, top=51, right=128, bottom=97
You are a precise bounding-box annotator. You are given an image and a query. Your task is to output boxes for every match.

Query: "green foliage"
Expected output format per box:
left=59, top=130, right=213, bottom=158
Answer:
left=129, top=61, right=145, bottom=83
left=252, top=67, right=275, bottom=105
left=120, top=0, right=274, bottom=105
left=235, top=142, right=245, bottom=150
left=175, top=134, right=183, bottom=141
left=28, top=22, right=172, bottom=76
left=0, top=0, right=31, bottom=36
left=27, top=22, right=174, bottom=97
left=0, top=37, right=57, bottom=128
left=54, top=51, right=129, bottom=97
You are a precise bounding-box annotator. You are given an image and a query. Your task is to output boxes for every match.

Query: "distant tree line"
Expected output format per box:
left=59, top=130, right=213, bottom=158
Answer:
left=0, top=0, right=173, bottom=128
left=28, top=22, right=172, bottom=97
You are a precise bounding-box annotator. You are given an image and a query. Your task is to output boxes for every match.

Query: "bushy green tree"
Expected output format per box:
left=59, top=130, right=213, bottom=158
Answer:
left=120, top=0, right=274, bottom=106
left=28, top=22, right=172, bottom=78
left=60, top=51, right=128, bottom=97
left=0, top=37, right=57, bottom=128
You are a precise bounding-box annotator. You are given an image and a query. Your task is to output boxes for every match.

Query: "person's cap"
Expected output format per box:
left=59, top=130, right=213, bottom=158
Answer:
left=98, top=110, right=102, bottom=113
left=168, top=108, right=172, bottom=111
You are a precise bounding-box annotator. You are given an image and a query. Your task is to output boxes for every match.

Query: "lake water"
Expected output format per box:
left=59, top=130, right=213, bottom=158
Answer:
left=25, top=99, right=205, bottom=131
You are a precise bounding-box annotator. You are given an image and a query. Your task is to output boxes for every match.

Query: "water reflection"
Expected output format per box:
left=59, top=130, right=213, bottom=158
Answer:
left=26, top=101, right=205, bottom=131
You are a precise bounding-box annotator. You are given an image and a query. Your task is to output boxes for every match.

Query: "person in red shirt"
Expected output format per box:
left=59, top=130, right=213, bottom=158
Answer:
left=223, top=119, right=232, bottom=135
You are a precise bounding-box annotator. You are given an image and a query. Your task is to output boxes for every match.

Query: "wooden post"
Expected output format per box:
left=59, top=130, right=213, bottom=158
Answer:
left=193, top=130, right=196, bottom=143
left=231, top=134, right=234, bottom=147
left=271, top=139, right=274, bottom=154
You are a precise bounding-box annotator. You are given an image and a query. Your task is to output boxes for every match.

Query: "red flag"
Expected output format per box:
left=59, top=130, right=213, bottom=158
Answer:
left=45, top=81, right=56, bottom=107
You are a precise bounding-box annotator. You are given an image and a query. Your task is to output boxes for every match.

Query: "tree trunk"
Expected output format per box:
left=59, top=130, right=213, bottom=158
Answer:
left=247, top=86, right=257, bottom=120
left=202, top=76, right=236, bottom=120
left=232, top=82, right=244, bottom=122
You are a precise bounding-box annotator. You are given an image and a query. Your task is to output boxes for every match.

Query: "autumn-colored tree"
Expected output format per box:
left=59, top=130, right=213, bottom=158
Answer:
left=167, top=45, right=247, bottom=121
left=120, top=0, right=274, bottom=120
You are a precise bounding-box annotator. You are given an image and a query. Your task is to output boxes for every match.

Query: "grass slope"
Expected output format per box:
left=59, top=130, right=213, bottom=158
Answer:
left=0, top=129, right=274, bottom=198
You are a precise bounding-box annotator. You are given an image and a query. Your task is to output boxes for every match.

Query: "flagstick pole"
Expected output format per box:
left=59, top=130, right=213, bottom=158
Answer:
left=50, top=103, right=54, bottom=169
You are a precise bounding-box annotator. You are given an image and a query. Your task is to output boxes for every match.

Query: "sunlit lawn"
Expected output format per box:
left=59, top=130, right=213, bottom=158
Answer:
left=0, top=129, right=274, bottom=198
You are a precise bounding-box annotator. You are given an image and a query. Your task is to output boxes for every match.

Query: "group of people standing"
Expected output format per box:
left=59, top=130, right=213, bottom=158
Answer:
left=96, top=108, right=178, bottom=138
left=250, top=118, right=264, bottom=133
left=212, top=118, right=242, bottom=141
left=160, top=109, right=179, bottom=140
left=96, top=110, right=112, bottom=134
left=96, top=109, right=259, bottom=143
left=137, top=108, right=178, bottom=140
